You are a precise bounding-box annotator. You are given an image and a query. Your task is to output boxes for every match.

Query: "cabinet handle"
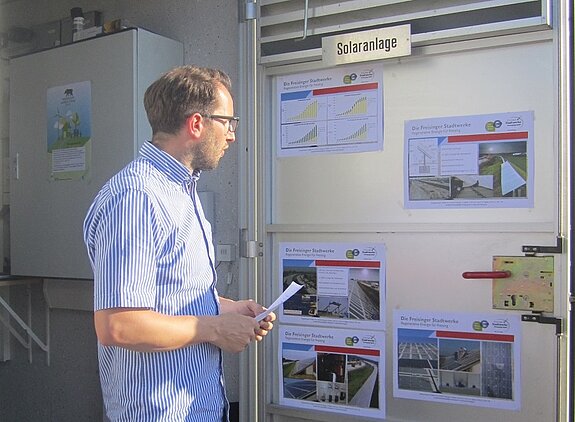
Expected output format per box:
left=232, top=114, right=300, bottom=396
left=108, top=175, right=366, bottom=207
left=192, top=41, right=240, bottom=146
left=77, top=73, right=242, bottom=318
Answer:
left=462, top=271, right=511, bottom=279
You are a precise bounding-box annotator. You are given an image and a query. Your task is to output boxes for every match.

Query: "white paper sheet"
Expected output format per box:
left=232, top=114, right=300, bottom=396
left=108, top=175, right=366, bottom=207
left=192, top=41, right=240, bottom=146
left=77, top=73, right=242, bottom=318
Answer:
left=256, top=281, right=303, bottom=322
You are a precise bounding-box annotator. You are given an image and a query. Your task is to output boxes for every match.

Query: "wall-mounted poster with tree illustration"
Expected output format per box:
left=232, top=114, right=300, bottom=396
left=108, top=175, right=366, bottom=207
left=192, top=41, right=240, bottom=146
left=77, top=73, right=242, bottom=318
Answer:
left=46, top=81, right=92, bottom=181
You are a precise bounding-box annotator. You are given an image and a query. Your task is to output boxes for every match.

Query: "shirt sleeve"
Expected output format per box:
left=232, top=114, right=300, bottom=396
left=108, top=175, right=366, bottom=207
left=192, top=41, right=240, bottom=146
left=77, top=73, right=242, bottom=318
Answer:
left=90, top=189, right=161, bottom=311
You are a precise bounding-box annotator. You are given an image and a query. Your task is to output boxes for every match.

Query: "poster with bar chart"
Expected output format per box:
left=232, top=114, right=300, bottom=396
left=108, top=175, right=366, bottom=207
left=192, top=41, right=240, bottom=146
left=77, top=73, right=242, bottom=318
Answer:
left=277, top=65, right=383, bottom=157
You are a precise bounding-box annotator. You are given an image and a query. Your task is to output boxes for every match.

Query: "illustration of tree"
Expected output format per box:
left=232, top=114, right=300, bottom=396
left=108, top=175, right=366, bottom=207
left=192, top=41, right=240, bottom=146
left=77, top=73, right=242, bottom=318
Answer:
left=61, top=119, right=71, bottom=138
left=69, top=111, right=81, bottom=137
left=52, top=108, right=65, bottom=140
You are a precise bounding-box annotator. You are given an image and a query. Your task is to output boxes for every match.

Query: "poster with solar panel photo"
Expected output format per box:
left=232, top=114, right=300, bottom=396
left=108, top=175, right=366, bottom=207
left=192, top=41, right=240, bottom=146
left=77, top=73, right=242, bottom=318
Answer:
left=404, top=111, right=534, bottom=209
left=278, top=242, right=385, bottom=329
left=279, top=325, right=385, bottom=418
left=393, top=310, right=521, bottom=410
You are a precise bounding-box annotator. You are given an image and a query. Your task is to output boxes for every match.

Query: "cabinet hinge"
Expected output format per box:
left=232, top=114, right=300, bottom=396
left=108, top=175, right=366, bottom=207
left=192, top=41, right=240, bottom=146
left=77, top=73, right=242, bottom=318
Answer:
left=241, top=240, right=263, bottom=258
left=240, top=229, right=263, bottom=258
left=522, top=236, right=564, bottom=255
left=521, top=314, right=563, bottom=335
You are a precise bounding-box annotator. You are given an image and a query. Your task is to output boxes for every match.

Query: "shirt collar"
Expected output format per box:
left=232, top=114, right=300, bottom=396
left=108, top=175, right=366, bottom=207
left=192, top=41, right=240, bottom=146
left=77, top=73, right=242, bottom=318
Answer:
left=140, top=141, right=201, bottom=183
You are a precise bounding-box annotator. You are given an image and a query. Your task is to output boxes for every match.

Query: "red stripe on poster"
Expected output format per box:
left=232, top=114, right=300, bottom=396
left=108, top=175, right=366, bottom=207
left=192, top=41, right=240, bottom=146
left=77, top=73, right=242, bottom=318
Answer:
left=436, top=331, right=514, bottom=342
left=448, top=132, right=528, bottom=143
left=312, top=82, right=379, bottom=96
left=315, top=260, right=380, bottom=268
left=315, top=345, right=380, bottom=356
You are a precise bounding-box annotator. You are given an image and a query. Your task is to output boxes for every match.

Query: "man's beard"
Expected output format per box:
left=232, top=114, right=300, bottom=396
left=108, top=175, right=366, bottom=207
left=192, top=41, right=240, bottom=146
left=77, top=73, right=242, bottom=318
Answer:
left=190, top=131, right=220, bottom=171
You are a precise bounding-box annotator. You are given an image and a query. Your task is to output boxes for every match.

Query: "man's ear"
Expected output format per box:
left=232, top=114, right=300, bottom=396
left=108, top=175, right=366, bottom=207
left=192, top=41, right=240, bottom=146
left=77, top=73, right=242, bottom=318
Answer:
left=186, top=114, right=203, bottom=139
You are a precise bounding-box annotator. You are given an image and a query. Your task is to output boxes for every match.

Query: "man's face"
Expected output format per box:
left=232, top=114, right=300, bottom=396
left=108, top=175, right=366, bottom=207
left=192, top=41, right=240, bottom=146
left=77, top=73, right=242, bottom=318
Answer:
left=192, top=87, right=236, bottom=171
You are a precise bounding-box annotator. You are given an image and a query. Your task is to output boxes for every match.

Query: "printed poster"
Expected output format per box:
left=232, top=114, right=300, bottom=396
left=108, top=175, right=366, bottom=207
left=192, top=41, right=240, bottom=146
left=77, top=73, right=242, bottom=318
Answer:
left=393, top=310, right=521, bottom=410
left=279, top=242, right=385, bottom=329
left=404, top=111, right=534, bottom=209
left=276, top=64, right=384, bottom=157
left=47, top=81, right=92, bottom=180
left=279, top=325, right=385, bottom=418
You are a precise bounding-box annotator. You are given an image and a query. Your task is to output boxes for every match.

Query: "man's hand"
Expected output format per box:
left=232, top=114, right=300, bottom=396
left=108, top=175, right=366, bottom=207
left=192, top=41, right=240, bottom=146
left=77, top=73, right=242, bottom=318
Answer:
left=209, top=313, right=261, bottom=353
left=219, top=298, right=276, bottom=343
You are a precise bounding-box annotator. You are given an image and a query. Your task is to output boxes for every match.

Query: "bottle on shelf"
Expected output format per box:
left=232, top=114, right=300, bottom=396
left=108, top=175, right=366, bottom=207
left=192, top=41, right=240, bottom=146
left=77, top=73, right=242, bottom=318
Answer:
left=71, top=7, right=84, bottom=37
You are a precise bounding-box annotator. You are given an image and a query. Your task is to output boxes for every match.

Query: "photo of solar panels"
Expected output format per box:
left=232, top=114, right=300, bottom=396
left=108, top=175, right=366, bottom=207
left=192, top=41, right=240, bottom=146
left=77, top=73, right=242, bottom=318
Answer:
left=282, top=346, right=380, bottom=409
left=282, top=261, right=319, bottom=317
left=397, top=329, right=514, bottom=400
left=408, top=140, right=527, bottom=201
left=282, top=260, right=380, bottom=321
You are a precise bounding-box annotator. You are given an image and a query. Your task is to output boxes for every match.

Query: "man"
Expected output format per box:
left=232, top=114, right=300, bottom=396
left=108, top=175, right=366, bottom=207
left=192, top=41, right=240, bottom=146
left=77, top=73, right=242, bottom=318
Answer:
left=83, top=65, right=275, bottom=422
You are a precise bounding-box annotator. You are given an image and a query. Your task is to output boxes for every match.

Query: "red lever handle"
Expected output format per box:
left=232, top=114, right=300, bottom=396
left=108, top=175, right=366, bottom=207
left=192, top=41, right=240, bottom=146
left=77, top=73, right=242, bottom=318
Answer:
left=462, top=271, right=511, bottom=279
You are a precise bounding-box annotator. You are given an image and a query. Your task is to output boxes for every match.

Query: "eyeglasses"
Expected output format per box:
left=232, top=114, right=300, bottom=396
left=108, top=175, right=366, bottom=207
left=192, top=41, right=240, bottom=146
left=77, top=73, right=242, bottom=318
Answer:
left=202, top=114, right=240, bottom=133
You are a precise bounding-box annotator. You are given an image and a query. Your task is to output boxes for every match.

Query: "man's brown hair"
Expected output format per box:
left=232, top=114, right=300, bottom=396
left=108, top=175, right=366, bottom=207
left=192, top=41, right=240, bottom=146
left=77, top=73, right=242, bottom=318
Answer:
left=144, top=65, right=232, bottom=135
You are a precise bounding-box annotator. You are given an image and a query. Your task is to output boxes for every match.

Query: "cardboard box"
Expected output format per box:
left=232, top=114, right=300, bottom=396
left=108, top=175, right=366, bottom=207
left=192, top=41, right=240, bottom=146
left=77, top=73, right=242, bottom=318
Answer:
left=73, top=26, right=103, bottom=42
left=60, top=11, right=102, bottom=45
left=31, top=20, right=61, bottom=51
left=103, top=18, right=132, bottom=34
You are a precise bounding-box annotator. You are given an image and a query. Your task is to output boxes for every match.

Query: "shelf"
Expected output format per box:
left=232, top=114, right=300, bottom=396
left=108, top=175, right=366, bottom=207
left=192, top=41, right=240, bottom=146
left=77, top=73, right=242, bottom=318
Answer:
left=0, top=277, right=50, bottom=365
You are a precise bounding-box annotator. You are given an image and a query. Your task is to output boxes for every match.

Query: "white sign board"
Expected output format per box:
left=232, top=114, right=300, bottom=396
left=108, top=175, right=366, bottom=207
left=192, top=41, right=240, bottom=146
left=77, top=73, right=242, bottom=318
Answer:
left=322, top=25, right=411, bottom=66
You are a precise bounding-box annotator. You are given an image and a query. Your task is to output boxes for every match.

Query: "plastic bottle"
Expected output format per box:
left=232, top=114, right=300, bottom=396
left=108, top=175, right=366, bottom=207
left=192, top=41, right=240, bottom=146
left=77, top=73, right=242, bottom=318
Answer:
left=71, top=7, right=85, bottom=34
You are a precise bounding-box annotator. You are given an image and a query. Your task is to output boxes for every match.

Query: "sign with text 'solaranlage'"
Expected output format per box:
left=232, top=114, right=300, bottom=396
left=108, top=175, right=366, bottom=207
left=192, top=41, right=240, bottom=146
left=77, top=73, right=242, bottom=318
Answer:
left=322, top=24, right=411, bottom=66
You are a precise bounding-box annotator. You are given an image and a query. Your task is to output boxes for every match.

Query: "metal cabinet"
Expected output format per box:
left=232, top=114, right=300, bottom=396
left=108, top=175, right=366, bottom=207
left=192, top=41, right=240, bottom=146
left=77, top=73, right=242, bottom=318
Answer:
left=9, top=28, right=183, bottom=279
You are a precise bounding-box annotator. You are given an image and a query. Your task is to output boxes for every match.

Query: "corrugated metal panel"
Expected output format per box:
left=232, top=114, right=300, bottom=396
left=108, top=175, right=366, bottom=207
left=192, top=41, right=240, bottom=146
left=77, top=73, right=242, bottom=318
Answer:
left=258, top=0, right=550, bottom=65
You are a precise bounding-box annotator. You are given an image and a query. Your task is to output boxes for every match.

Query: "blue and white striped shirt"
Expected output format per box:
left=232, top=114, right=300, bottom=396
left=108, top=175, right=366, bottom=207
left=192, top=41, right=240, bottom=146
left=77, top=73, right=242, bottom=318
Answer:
left=84, top=141, right=227, bottom=422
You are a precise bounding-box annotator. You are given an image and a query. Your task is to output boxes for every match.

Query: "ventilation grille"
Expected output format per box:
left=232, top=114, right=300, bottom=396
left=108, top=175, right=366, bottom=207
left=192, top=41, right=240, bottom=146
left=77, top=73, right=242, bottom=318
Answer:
left=258, top=0, right=550, bottom=65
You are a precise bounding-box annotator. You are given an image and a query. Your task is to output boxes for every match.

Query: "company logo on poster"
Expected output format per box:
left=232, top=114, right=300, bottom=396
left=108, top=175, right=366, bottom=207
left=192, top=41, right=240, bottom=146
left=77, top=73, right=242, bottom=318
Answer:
left=345, top=336, right=359, bottom=346
left=472, top=320, right=490, bottom=331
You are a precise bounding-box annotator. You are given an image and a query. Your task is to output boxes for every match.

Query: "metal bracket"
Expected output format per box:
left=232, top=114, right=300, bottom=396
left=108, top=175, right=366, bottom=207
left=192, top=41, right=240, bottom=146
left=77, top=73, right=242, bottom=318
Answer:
left=522, top=236, right=564, bottom=255
left=299, top=0, right=309, bottom=40
left=244, top=1, right=256, bottom=21
left=521, top=314, right=562, bottom=335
